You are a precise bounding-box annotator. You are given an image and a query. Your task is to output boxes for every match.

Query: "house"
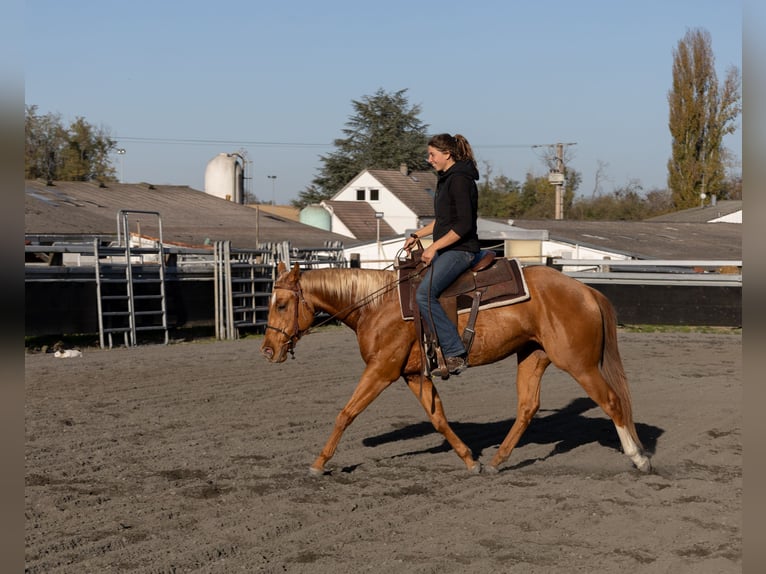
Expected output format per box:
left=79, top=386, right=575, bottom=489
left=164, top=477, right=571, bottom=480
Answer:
left=313, top=164, right=437, bottom=240
left=302, top=165, right=549, bottom=268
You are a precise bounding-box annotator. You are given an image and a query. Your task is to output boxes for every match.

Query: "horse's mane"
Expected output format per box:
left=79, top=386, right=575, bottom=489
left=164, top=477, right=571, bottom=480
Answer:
left=300, top=268, right=398, bottom=312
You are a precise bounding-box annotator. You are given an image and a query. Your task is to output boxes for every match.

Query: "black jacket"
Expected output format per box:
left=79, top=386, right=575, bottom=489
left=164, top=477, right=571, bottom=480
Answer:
left=433, top=160, right=480, bottom=253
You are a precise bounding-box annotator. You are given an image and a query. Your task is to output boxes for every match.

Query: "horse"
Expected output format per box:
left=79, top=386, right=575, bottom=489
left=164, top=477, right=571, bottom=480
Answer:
left=260, top=261, right=652, bottom=476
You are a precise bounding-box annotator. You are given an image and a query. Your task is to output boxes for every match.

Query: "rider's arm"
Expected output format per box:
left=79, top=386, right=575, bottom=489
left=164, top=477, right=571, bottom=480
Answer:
left=404, top=221, right=435, bottom=249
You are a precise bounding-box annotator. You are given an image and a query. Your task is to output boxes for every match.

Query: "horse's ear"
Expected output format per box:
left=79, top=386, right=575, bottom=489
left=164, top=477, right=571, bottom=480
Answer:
left=286, top=262, right=302, bottom=282
left=277, top=261, right=287, bottom=274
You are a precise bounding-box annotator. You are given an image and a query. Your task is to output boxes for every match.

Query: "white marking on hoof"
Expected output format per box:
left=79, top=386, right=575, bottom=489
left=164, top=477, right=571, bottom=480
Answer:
left=634, top=456, right=652, bottom=473
left=469, top=462, right=482, bottom=475
left=307, top=466, right=325, bottom=477
left=615, top=425, right=650, bottom=472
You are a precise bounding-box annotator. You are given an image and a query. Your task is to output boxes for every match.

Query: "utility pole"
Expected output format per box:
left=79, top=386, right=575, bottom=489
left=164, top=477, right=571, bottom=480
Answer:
left=267, top=175, right=277, bottom=205
left=532, top=142, right=577, bottom=220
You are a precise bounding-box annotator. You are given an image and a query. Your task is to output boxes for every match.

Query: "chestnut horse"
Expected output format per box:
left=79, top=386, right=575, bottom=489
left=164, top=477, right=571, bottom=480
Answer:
left=260, top=261, right=651, bottom=476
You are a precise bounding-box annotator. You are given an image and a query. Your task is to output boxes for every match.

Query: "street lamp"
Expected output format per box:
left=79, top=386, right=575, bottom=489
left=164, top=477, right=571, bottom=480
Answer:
left=375, top=211, right=384, bottom=261
left=116, top=148, right=126, bottom=182
left=267, top=175, right=277, bottom=205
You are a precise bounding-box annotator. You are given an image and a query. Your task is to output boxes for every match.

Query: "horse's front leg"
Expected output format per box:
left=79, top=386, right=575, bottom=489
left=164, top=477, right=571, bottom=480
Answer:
left=404, top=375, right=481, bottom=474
left=309, top=365, right=396, bottom=476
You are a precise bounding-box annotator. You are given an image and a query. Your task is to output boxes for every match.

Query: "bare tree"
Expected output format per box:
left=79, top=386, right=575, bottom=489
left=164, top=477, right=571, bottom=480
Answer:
left=592, top=160, right=610, bottom=198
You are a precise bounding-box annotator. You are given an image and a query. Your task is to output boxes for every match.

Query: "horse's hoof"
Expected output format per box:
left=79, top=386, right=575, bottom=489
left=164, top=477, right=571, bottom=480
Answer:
left=469, top=462, right=482, bottom=475
left=307, top=466, right=325, bottom=477
left=484, top=464, right=499, bottom=475
left=635, top=457, right=652, bottom=473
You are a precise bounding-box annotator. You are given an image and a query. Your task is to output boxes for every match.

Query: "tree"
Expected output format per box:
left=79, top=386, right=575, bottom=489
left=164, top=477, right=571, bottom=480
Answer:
left=568, top=182, right=674, bottom=221
left=290, top=184, right=326, bottom=209
left=513, top=167, right=581, bottom=220
left=295, top=88, right=431, bottom=208
left=59, top=116, right=116, bottom=181
left=25, top=105, right=67, bottom=182
left=25, top=105, right=118, bottom=183
left=477, top=174, right=523, bottom=218
left=667, top=28, right=741, bottom=209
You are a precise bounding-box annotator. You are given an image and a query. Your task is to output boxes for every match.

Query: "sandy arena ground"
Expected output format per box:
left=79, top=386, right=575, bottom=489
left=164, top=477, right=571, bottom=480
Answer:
left=25, top=327, right=741, bottom=573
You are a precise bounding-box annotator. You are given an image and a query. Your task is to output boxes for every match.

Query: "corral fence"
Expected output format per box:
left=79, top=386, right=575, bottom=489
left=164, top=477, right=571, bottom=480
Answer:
left=25, top=226, right=346, bottom=347
left=25, top=235, right=741, bottom=347
left=549, top=258, right=741, bottom=328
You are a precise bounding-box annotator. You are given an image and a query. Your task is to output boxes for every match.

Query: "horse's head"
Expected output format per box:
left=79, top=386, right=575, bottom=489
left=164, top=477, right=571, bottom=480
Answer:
left=261, top=262, right=315, bottom=363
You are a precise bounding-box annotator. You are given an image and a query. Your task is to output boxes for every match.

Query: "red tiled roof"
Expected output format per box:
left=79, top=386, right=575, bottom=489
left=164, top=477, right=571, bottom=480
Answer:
left=366, top=169, right=436, bottom=217
left=325, top=201, right=397, bottom=242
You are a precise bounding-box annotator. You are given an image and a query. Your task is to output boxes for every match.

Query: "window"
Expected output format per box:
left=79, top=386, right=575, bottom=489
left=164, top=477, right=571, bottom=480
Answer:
left=369, top=188, right=379, bottom=201
left=356, top=188, right=365, bottom=201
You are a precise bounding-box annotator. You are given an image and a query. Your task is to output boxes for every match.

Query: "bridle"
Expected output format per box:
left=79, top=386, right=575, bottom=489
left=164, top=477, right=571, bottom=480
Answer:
left=264, top=254, right=428, bottom=359
left=264, top=281, right=312, bottom=359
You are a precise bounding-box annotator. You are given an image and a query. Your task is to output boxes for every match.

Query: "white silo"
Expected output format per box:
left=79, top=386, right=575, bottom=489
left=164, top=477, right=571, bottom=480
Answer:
left=205, top=153, right=245, bottom=203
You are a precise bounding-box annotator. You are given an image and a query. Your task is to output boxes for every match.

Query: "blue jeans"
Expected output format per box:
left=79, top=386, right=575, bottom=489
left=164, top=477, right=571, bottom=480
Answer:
left=415, top=249, right=475, bottom=358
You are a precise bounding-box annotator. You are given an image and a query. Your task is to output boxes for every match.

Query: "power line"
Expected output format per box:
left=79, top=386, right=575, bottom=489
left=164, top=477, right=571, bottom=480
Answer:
left=114, top=136, right=331, bottom=148
left=114, top=135, right=542, bottom=150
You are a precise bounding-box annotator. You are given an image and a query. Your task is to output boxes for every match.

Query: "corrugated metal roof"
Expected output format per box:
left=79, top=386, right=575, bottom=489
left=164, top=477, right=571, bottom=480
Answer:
left=509, top=219, right=741, bottom=260
left=645, top=200, right=742, bottom=223
left=24, top=180, right=352, bottom=249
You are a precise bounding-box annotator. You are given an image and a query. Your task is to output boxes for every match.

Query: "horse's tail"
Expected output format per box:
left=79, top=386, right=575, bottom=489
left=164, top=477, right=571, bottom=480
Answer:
left=594, top=289, right=643, bottom=449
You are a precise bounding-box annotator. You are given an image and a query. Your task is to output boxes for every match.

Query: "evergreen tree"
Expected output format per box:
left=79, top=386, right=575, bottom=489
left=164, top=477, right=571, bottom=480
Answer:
left=295, top=88, right=431, bottom=208
left=667, top=28, right=741, bottom=209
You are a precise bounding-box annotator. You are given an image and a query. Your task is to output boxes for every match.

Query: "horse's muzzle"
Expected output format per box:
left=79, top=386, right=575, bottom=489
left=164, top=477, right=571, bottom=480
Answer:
left=260, top=344, right=287, bottom=363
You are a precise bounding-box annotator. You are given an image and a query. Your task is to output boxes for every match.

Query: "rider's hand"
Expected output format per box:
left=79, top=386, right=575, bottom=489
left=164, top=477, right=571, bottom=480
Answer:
left=421, top=245, right=436, bottom=265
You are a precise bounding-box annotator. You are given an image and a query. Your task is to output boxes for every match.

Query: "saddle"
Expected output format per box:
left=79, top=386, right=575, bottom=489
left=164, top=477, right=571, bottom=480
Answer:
left=395, top=247, right=530, bottom=375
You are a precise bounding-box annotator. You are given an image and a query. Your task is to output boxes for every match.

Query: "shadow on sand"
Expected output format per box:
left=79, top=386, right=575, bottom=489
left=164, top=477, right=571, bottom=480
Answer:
left=360, top=397, right=663, bottom=471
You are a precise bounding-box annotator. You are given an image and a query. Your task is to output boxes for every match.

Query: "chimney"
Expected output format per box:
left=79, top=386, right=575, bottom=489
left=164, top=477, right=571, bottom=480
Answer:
left=399, top=163, right=408, bottom=176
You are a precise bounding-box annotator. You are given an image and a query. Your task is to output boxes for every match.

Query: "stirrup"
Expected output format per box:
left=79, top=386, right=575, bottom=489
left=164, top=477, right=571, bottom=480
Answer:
left=431, top=345, right=449, bottom=380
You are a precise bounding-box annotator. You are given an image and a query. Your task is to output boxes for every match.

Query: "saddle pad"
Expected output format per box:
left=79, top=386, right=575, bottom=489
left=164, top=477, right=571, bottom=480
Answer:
left=398, top=257, right=530, bottom=321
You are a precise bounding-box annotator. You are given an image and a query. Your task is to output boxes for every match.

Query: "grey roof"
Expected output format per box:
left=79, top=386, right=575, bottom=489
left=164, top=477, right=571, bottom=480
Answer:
left=366, top=168, right=436, bottom=217
left=645, top=200, right=742, bottom=223
left=24, top=180, right=351, bottom=249
left=477, top=218, right=548, bottom=241
left=324, top=201, right=398, bottom=242
left=509, top=219, right=741, bottom=260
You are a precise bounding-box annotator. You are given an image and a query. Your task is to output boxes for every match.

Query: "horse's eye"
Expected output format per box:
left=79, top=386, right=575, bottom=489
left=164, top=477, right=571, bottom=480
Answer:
left=276, top=303, right=287, bottom=312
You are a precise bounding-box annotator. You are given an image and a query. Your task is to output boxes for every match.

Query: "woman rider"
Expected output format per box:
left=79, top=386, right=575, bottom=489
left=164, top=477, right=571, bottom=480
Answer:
left=404, top=133, right=480, bottom=379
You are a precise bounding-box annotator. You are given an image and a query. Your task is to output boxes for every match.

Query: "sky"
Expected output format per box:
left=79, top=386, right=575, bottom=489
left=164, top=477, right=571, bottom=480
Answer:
left=24, top=0, right=742, bottom=205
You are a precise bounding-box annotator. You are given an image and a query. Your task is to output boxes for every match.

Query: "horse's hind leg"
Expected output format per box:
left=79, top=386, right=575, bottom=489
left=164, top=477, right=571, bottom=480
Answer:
left=572, top=367, right=651, bottom=472
left=487, top=348, right=550, bottom=472
left=405, top=375, right=481, bottom=474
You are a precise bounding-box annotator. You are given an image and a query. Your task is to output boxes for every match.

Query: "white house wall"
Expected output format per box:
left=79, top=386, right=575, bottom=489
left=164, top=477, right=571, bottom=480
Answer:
left=710, top=210, right=741, bottom=223
left=542, top=240, right=631, bottom=271
left=328, top=211, right=354, bottom=238
left=335, top=172, right=419, bottom=234
left=343, top=237, right=411, bottom=270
